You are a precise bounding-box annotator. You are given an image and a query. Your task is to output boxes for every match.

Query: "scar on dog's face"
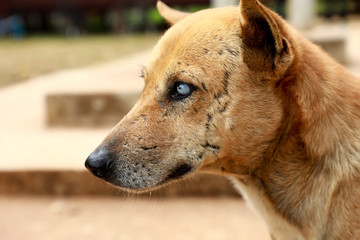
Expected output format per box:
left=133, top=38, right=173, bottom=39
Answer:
left=85, top=1, right=292, bottom=192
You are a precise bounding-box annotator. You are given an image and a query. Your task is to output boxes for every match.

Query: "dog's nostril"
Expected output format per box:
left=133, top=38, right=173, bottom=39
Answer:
left=85, top=149, right=114, bottom=179
left=90, top=169, right=104, bottom=178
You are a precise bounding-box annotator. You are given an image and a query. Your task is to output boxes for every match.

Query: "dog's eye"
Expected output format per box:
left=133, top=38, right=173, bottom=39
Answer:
left=177, top=83, right=191, bottom=95
left=170, top=82, right=196, bottom=101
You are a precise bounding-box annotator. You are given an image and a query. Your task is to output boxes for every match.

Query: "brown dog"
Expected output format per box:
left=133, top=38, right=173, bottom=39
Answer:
left=85, top=0, right=360, bottom=239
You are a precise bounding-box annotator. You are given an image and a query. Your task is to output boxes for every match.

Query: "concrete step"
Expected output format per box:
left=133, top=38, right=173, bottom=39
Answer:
left=0, top=51, right=148, bottom=172
left=46, top=93, right=140, bottom=127
left=304, top=21, right=347, bottom=63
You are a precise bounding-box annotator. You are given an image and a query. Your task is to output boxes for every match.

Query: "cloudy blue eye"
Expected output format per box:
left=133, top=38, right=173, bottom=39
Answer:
left=177, top=83, right=191, bottom=95
left=170, top=82, right=196, bottom=101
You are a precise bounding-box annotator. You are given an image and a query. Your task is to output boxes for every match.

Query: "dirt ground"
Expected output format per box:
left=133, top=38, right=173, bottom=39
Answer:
left=0, top=197, right=270, bottom=240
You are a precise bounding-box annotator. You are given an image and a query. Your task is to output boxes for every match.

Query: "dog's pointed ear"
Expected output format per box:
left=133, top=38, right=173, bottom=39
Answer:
left=157, top=1, right=191, bottom=25
left=239, top=0, right=294, bottom=75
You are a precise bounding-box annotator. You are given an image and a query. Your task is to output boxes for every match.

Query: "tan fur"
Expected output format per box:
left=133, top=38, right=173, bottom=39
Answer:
left=86, top=0, right=360, bottom=239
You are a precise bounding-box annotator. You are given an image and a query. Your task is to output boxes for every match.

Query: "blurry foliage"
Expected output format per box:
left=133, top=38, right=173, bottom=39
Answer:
left=265, top=0, right=355, bottom=18
left=0, top=4, right=210, bottom=36
left=147, top=7, right=166, bottom=25
left=123, top=4, right=208, bottom=32
left=124, top=8, right=145, bottom=31
left=4, top=1, right=358, bottom=36
left=317, top=0, right=355, bottom=17
left=85, top=13, right=104, bottom=33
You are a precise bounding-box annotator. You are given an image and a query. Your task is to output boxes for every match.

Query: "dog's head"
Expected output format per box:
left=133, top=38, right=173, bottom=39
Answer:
left=85, top=0, right=295, bottom=192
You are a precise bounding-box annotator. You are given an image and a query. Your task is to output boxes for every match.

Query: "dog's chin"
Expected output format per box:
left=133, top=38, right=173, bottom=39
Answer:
left=106, top=181, right=165, bottom=194
left=105, top=163, right=194, bottom=194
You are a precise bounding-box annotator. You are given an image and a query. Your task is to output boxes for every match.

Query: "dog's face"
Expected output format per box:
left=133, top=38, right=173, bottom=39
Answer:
left=85, top=0, right=294, bottom=191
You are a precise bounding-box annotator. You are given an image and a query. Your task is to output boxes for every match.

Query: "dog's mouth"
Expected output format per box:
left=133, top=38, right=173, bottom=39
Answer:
left=85, top=146, right=195, bottom=192
left=124, top=163, right=194, bottom=192
left=165, top=163, right=193, bottom=182
left=87, top=158, right=194, bottom=193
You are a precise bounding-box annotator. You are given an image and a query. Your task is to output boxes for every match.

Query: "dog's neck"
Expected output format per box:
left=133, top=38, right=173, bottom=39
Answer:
left=276, top=37, right=360, bottom=175
left=253, top=37, right=360, bottom=238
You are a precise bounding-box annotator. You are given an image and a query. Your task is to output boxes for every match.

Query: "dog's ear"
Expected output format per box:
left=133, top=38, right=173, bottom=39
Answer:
left=157, top=1, right=191, bottom=26
left=239, top=0, right=294, bottom=75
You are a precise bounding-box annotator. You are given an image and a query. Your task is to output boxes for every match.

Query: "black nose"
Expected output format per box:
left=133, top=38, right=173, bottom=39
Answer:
left=85, top=148, right=114, bottom=179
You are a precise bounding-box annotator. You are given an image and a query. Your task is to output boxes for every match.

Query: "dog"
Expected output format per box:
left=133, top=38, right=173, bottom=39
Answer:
left=85, top=0, right=360, bottom=239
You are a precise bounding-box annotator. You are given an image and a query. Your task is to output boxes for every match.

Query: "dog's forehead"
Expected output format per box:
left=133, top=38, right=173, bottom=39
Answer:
left=145, top=6, right=241, bottom=82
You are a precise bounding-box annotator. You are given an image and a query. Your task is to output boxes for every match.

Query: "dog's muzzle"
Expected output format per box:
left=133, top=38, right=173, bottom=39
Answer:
left=85, top=145, right=194, bottom=191
left=85, top=148, right=114, bottom=179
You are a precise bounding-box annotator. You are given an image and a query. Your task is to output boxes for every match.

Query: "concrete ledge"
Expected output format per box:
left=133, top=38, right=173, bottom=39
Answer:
left=304, top=23, right=347, bottom=63
left=309, top=36, right=346, bottom=63
left=46, top=93, right=140, bottom=127
left=0, top=171, right=240, bottom=197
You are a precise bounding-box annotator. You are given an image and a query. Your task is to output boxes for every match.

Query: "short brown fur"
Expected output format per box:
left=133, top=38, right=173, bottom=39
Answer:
left=86, top=1, right=360, bottom=239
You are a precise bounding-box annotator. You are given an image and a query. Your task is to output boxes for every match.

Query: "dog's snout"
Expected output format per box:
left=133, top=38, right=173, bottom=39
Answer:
left=85, top=148, right=114, bottom=179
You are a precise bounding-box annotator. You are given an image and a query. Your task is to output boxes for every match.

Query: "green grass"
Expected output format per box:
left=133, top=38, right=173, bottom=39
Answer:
left=0, top=34, right=160, bottom=88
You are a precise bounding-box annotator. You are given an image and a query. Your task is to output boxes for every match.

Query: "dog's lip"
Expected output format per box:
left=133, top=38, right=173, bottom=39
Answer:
left=100, top=162, right=194, bottom=193
left=165, top=163, right=193, bottom=181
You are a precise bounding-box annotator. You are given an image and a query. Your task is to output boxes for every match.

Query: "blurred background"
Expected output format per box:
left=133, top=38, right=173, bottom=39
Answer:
left=0, top=0, right=359, bottom=240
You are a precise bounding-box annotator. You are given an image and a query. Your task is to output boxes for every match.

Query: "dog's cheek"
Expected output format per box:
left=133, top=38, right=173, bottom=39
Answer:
left=177, top=115, right=220, bottom=166
left=108, top=94, right=216, bottom=185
